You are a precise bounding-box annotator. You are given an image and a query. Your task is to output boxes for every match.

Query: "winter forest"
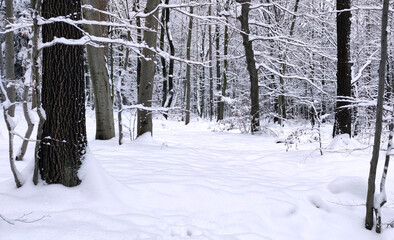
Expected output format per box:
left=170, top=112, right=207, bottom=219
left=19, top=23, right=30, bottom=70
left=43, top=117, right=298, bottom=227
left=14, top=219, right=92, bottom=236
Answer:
left=1, top=0, right=394, bottom=239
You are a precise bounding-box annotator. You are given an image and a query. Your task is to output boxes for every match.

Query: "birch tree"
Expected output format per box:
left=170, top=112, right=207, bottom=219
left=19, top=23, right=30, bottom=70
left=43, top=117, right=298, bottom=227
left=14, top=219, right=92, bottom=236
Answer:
left=365, top=0, right=390, bottom=231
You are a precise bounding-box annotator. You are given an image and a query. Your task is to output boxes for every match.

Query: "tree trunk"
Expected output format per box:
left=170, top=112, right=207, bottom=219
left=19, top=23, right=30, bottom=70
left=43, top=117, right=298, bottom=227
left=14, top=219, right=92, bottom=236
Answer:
left=199, top=24, right=206, bottom=118
left=217, top=0, right=229, bottom=121
left=365, top=0, right=390, bottom=231
left=38, top=0, right=87, bottom=187
left=237, top=0, right=260, bottom=133
left=185, top=5, right=193, bottom=125
left=163, top=1, right=175, bottom=119
left=137, top=0, right=160, bottom=137
left=5, top=0, right=16, bottom=117
left=0, top=74, right=22, bottom=187
left=0, top=35, right=3, bottom=77
left=160, top=4, right=168, bottom=107
left=83, top=0, right=115, bottom=140
left=208, top=2, right=214, bottom=121
left=333, top=0, right=352, bottom=137
left=134, top=0, right=142, bottom=94
left=15, top=84, right=34, bottom=161
left=215, top=5, right=222, bottom=121
left=32, top=0, right=45, bottom=185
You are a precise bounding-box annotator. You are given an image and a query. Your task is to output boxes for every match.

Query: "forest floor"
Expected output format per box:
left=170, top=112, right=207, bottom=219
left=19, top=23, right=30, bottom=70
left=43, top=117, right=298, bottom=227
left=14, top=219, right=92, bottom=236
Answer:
left=1, top=109, right=394, bottom=239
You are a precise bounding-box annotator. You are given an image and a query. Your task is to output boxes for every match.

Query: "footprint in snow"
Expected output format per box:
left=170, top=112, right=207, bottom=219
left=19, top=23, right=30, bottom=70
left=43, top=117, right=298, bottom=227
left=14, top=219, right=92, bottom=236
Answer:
left=308, top=194, right=331, bottom=212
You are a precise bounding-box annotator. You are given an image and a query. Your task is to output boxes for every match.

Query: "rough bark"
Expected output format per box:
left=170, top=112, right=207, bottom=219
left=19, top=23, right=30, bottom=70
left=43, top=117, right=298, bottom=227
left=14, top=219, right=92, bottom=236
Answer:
left=365, top=0, right=390, bottom=231
left=38, top=0, right=87, bottom=187
left=137, top=0, right=160, bottom=137
left=333, top=0, right=352, bottom=137
left=237, top=0, right=260, bottom=133
left=83, top=0, right=115, bottom=140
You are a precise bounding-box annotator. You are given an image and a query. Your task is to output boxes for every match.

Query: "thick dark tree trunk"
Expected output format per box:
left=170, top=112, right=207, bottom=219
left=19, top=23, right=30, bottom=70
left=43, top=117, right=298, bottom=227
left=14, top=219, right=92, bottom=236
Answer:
left=237, top=0, right=260, bottom=133
left=38, top=0, right=87, bottom=187
left=333, top=0, right=352, bottom=137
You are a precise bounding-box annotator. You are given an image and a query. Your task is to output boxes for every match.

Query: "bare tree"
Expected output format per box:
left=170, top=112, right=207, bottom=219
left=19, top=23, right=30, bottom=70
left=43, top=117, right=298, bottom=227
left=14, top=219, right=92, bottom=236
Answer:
left=208, top=1, right=214, bottom=121
left=83, top=0, right=115, bottom=140
left=37, top=0, right=87, bottom=187
left=137, top=0, right=160, bottom=136
left=365, top=0, right=390, bottom=231
left=217, top=0, right=229, bottom=121
left=5, top=0, right=15, bottom=117
left=333, top=0, right=352, bottom=137
left=236, top=0, right=260, bottom=133
left=163, top=0, right=175, bottom=117
left=185, top=4, right=194, bottom=125
left=0, top=76, right=22, bottom=187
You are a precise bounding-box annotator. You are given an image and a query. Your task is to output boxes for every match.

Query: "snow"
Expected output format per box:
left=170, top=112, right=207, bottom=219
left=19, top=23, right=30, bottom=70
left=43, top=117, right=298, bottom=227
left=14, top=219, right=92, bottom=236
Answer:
left=0, top=109, right=394, bottom=239
left=327, top=133, right=367, bottom=150
left=327, top=176, right=367, bottom=199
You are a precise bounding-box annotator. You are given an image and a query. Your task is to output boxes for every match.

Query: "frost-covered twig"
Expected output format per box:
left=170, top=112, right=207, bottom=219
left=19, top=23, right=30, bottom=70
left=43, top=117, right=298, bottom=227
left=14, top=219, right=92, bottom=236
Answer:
left=0, top=212, right=49, bottom=225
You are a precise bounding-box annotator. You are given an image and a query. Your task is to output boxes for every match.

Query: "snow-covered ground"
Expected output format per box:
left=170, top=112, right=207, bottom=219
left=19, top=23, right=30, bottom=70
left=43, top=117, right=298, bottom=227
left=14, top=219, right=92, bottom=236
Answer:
left=1, top=110, right=394, bottom=239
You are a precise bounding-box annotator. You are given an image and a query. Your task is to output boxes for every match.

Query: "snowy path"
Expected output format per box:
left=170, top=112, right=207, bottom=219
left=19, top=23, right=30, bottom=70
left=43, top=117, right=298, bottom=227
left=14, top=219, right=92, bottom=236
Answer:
left=1, top=116, right=394, bottom=239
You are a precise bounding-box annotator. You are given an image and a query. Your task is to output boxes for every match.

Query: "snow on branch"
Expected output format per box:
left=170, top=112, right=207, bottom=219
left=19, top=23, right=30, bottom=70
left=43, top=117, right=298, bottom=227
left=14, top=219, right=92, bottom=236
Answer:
left=257, top=61, right=330, bottom=96
left=122, top=104, right=181, bottom=113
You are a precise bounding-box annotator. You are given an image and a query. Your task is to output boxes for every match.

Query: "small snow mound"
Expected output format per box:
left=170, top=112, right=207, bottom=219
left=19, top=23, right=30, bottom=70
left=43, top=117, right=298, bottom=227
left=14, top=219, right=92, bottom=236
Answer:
left=134, top=132, right=155, bottom=143
left=77, top=151, right=132, bottom=204
left=327, top=176, right=367, bottom=199
left=327, top=134, right=364, bottom=150
left=308, top=194, right=330, bottom=212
